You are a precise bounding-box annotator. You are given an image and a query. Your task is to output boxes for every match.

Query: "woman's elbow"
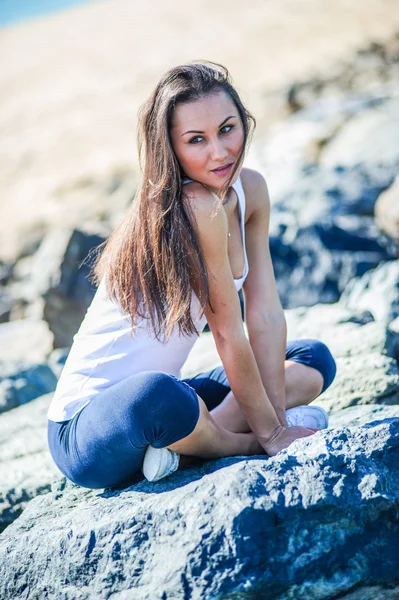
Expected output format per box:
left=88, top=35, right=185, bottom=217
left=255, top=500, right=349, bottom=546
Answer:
left=246, top=307, right=286, bottom=335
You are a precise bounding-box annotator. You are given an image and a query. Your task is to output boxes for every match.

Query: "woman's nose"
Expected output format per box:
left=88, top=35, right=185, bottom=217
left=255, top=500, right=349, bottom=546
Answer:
left=209, top=138, right=229, bottom=161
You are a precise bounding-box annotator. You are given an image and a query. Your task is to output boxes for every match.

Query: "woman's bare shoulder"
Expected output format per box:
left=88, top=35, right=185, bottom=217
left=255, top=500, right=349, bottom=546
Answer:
left=182, top=181, right=220, bottom=217
left=239, top=167, right=270, bottom=220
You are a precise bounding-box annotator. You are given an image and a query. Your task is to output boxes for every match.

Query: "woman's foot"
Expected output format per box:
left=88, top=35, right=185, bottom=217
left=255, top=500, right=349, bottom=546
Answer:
left=285, top=405, right=328, bottom=429
left=142, top=445, right=180, bottom=482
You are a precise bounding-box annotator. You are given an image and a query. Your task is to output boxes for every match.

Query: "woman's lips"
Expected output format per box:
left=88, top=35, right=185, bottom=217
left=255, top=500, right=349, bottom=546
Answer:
left=211, top=163, right=233, bottom=176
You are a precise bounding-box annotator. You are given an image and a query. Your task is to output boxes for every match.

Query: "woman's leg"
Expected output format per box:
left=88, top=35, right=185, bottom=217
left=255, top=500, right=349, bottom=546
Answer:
left=167, top=394, right=263, bottom=458
left=203, top=339, right=337, bottom=433
left=48, top=370, right=264, bottom=489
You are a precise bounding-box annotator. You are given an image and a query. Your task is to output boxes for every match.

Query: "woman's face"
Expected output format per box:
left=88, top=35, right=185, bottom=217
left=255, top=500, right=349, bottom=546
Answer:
left=170, top=91, right=245, bottom=195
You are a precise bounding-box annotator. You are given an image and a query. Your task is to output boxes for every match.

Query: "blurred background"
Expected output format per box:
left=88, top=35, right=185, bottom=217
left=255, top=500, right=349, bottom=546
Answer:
left=0, top=0, right=398, bottom=390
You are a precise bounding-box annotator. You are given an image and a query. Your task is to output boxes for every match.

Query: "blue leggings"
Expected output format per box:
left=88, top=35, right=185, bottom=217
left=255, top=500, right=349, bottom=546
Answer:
left=47, top=339, right=336, bottom=489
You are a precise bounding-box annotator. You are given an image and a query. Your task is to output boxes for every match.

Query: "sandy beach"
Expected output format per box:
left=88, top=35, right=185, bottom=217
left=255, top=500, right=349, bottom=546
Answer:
left=1, top=0, right=399, bottom=260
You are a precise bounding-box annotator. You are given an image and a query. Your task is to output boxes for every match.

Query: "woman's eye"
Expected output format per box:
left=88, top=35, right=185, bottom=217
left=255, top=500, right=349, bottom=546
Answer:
left=220, top=125, right=233, bottom=134
left=188, top=136, right=203, bottom=145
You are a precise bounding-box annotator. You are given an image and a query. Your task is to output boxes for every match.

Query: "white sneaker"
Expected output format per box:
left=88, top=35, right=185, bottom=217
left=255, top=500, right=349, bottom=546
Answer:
left=142, top=445, right=180, bottom=482
left=286, top=405, right=329, bottom=429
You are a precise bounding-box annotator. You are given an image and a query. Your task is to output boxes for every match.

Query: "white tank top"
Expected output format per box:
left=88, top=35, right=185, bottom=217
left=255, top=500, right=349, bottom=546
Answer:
left=47, top=176, right=249, bottom=422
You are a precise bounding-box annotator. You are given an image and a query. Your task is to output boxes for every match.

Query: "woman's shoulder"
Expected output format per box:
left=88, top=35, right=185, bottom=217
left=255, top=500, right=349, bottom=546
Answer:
left=240, top=167, right=270, bottom=221
left=182, top=180, right=219, bottom=216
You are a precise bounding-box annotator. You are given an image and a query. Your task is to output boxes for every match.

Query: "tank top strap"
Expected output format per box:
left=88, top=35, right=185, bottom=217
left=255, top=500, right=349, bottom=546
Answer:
left=232, top=175, right=249, bottom=281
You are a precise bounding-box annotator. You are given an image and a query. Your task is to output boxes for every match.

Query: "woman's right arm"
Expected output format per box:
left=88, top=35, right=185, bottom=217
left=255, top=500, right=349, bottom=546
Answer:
left=187, top=186, right=316, bottom=455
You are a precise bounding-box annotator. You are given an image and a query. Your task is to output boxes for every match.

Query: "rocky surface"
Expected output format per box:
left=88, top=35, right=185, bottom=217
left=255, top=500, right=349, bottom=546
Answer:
left=0, top=418, right=398, bottom=600
left=1, top=262, right=398, bottom=537
left=0, top=360, right=57, bottom=414
left=0, top=393, right=59, bottom=533
left=375, top=174, right=399, bottom=240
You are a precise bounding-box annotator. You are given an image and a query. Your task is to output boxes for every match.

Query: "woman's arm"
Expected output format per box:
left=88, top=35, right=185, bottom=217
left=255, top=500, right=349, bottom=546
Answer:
left=241, top=169, right=288, bottom=426
left=186, top=183, right=282, bottom=445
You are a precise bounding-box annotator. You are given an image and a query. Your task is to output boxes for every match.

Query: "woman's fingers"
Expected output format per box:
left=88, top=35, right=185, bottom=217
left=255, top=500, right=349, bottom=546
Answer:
left=262, top=425, right=319, bottom=456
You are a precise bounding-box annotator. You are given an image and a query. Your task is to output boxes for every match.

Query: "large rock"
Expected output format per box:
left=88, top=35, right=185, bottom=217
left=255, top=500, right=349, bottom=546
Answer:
left=27, top=228, right=105, bottom=348
left=0, top=319, right=53, bottom=362
left=375, top=174, right=399, bottom=241
left=339, top=259, right=399, bottom=324
left=266, top=163, right=398, bottom=309
left=285, top=301, right=399, bottom=412
left=0, top=393, right=60, bottom=533
left=320, top=97, right=399, bottom=168
left=0, top=419, right=398, bottom=600
left=0, top=360, right=57, bottom=414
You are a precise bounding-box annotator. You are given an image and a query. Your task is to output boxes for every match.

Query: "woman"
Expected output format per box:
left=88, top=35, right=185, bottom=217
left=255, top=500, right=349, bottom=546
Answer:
left=47, top=61, right=336, bottom=488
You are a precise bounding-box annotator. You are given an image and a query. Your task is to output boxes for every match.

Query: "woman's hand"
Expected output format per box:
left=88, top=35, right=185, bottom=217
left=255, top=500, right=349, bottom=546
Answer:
left=258, top=425, right=319, bottom=457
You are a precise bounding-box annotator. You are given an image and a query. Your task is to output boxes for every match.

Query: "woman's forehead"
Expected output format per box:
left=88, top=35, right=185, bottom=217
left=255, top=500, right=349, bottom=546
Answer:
left=171, top=91, right=238, bottom=131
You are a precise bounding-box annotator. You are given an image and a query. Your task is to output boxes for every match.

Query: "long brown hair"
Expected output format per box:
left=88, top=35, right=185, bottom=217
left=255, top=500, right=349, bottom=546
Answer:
left=92, top=60, right=256, bottom=341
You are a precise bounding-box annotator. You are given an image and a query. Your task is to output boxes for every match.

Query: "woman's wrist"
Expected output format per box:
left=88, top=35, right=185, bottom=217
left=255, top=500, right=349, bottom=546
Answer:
left=274, top=406, right=288, bottom=427
left=256, top=423, right=285, bottom=447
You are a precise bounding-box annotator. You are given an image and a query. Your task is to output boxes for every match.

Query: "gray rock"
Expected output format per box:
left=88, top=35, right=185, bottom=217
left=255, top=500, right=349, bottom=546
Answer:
left=285, top=302, right=399, bottom=412
left=266, top=163, right=398, bottom=309
left=0, top=393, right=60, bottom=533
left=29, top=228, right=105, bottom=348
left=329, top=403, right=399, bottom=428
left=335, top=585, right=399, bottom=600
left=285, top=302, right=398, bottom=361
left=0, top=319, right=53, bottom=362
left=320, top=97, right=399, bottom=168
left=340, top=260, right=399, bottom=324
left=0, top=419, right=398, bottom=600
left=47, top=347, right=70, bottom=379
left=375, top=174, right=399, bottom=241
left=0, top=360, right=57, bottom=414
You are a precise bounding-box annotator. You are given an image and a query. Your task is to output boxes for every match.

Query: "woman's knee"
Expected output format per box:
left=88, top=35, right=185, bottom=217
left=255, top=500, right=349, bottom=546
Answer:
left=304, top=339, right=337, bottom=393
left=124, top=371, right=201, bottom=448
left=287, top=339, right=337, bottom=394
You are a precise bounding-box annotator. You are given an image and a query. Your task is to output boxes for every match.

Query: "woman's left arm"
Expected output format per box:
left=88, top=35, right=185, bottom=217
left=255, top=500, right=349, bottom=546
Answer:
left=242, top=169, right=288, bottom=427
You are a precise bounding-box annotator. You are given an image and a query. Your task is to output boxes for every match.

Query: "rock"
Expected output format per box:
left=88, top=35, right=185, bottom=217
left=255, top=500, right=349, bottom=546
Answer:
left=47, top=347, right=70, bottom=379
left=340, top=260, right=399, bottom=323
left=284, top=34, right=399, bottom=117
left=285, top=301, right=399, bottom=412
left=0, top=361, right=57, bottom=414
left=270, top=217, right=392, bottom=308
left=0, top=393, right=60, bottom=533
left=264, top=163, right=398, bottom=309
left=29, top=228, right=105, bottom=348
left=0, top=319, right=53, bottom=362
left=329, top=403, right=399, bottom=428
left=374, top=174, right=399, bottom=240
left=0, top=419, right=398, bottom=600
left=387, top=316, right=399, bottom=363
left=320, top=97, right=399, bottom=168
left=0, top=294, right=12, bottom=323
left=337, top=585, right=399, bottom=600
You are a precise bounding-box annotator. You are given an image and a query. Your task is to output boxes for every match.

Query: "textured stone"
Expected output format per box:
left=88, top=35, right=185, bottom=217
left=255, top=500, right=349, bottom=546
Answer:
left=320, top=97, right=399, bottom=168
left=340, top=260, right=399, bottom=324
left=0, top=360, right=57, bottom=414
left=29, top=228, right=105, bottom=348
left=0, top=420, right=398, bottom=600
left=0, top=319, right=53, bottom=362
left=0, top=393, right=60, bottom=533
left=375, top=174, right=399, bottom=240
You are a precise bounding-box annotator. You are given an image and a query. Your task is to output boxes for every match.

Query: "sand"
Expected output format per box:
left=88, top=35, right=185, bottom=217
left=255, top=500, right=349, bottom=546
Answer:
left=1, top=0, right=399, bottom=260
